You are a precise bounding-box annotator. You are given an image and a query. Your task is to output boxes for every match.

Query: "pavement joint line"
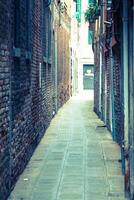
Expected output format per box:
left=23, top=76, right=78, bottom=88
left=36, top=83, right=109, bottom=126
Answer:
left=55, top=123, right=72, bottom=200
left=84, top=130, right=88, bottom=200
left=100, top=138, right=111, bottom=195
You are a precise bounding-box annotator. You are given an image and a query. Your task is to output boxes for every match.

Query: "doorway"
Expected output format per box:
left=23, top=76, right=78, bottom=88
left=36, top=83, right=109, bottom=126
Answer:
left=83, top=64, right=94, bottom=90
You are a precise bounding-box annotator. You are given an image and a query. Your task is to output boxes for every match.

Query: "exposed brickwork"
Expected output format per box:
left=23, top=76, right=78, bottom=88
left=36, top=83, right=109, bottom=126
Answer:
left=93, top=2, right=124, bottom=145
left=105, top=52, right=111, bottom=130
left=112, top=46, right=123, bottom=145
left=94, top=40, right=100, bottom=116
left=0, top=0, right=11, bottom=199
left=128, top=0, right=134, bottom=197
left=57, top=14, right=71, bottom=109
left=93, top=0, right=134, bottom=198
left=10, top=1, right=40, bottom=191
left=0, top=0, right=71, bottom=199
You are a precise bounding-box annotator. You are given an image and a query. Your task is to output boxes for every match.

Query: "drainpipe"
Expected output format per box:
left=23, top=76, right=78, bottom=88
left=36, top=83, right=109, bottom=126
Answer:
left=8, top=0, right=12, bottom=190
left=122, top=0, right=128, bottom=149
left=99, top=3, right=103, bottom=118
left=54, top=32, right=58, bottom=112
left=9, top=46, right=12, bottom=190
left=110, top=44, right=116, bottom=141
left=99, top=47, right=102, bottom=117
left=122, top=0, right=129, bottom=194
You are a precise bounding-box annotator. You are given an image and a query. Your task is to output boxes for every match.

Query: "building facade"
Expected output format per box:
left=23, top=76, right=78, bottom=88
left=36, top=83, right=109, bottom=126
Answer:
left=52, top=0, right=71, bottom=108
left=70, top=0, right=79, bottom=94
left=0, top=0, right=71, bottom=199
left=71, top=0, right=94, bottom=93
left=92, top=0, right=134, bottom=198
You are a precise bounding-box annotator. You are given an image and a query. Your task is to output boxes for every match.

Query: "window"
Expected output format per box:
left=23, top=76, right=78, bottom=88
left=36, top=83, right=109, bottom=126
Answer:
left=26, top=1, right=30, bottom=51
left=76, top=0, right=81, bottom=22
left=14, top=0, right=20, bottom=48
left=43, top=2, right=48, bottom=57
left=43, top=2, right=52, bottom=58
left=25, top=0, right=32, bottom=59
left=48, top=11, right=51, bottom=59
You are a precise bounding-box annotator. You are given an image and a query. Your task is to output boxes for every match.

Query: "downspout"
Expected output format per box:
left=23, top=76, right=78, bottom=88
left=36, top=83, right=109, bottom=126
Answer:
left=122, top=0, right=128, bottom=149
left=9, top=0, right=12, bottom=190
left=54, top=32, right=58, bottom=112
left=99, top=3, right=103, bottom=118
left=9, top=67, right=12, bottom=191
left=122, top=0, right=129, bottom=192
left=110, top=43, right=116, bottom=141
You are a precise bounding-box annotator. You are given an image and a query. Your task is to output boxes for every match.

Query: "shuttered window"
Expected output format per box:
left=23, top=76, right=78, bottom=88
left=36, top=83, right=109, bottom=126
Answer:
left=88, top=0, right=96, bottom=5
left=76, top=0, right=81, bottom=22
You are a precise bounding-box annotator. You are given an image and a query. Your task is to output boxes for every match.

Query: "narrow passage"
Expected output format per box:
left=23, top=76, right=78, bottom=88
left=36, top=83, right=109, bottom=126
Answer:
left=9, top=92, right=125, bottom=200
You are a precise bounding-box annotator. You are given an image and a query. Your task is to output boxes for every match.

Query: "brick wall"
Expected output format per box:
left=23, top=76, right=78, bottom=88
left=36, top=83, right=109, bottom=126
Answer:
left=0, top=1, right=71, bottom=199
left=10, top=0, right=43, bottom=190
left=0, top=0, right=11, bottom=199
left=56, top=5, right=71, bottom=109
left=101, top=50, right=106, bottom=121
left=105, top=52, right=111, bottom=130
left=93, top=0, right=134, bottom=198
left=128, top=0, right=134, bottom=197
left=0, top=0, right=71, bottom=199
left=112, top=46, right=123, bottom=145
left=94, top=2, right=124, bottom=145
left=94, top=40, right=100, bottom=116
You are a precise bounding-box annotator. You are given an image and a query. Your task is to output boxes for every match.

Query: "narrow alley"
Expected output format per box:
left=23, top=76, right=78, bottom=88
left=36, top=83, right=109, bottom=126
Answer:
left=0, top=0, right=134, bottom=199
left=9, top=92, right=125, bottom=200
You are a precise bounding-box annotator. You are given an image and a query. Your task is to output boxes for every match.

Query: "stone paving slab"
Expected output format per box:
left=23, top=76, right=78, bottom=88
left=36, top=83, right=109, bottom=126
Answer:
left=9, top=91, right=126, bottom=200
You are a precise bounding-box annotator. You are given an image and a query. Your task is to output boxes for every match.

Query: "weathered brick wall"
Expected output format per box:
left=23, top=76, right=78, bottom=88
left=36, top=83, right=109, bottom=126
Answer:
left=57, top=16, right=71, bottom=109
left=94, top=6, right=123, bottom=145
left=94, top=1, right=134, bottom=197
left=0, top=0, right=11, bottom=199
left=128, top=0, right=134, bottom=197
left=105, top=52, right=111, bottom=130
left=11, top=0, right=33, bottom=187
left=94, top=40, right=100, bottom=116
left=52, top=1, right=71, bottom=110
left=112, top=46, right=123, bottom=145
left=0, top=0, right=54, bottom=199
left=0, top=1, right=72, bottom=199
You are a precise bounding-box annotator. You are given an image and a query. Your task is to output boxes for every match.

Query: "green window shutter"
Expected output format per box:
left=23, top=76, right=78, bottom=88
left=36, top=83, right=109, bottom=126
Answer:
left=76, top=0, right=81, bottom=22
left=88, top=30, right=93, bottom=44
left=88, top=0, right=96, bottom=5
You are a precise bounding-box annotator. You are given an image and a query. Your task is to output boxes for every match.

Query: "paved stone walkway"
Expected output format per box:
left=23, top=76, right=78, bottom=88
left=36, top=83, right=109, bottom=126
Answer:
left=9, top=92, right=126, bottom=200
